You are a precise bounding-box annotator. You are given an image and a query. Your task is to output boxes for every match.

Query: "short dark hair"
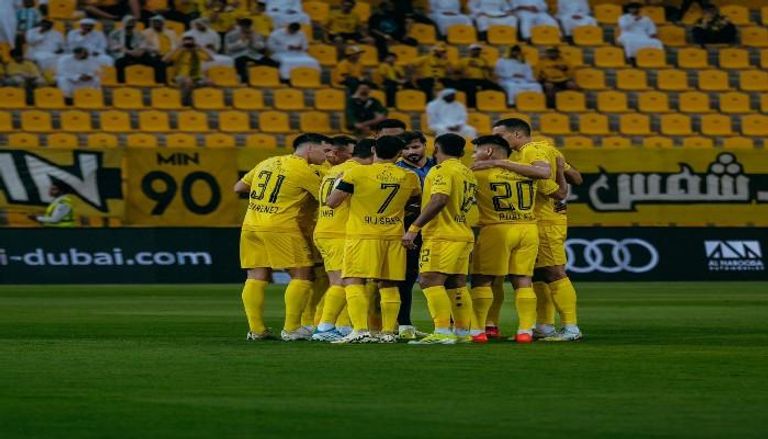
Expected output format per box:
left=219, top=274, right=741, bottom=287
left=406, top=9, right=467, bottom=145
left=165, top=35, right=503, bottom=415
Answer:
left=493, top=118, right=531, bottom=137
left=375, top=135, right=405, bottom=159
left=238, top=17, right=253, bottom=26
left=376, top=118, right=407, bottom=132
left=293, top=133, right=331, bottom=150
left=399, top=130, right=426, bottom=146
left=288, top=22, right=301, bottom=32
left=435, top=133, right=465, bottom=157
left=472, top=135, right=511, bottom=156
left=332, top=135, right=357, bottom=149
left=353, top=138, right=375, bottom=158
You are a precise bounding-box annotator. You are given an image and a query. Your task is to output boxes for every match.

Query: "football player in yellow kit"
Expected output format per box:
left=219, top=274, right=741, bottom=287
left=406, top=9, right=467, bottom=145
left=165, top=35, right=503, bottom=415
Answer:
left=234, top=133, right=331, bottom=341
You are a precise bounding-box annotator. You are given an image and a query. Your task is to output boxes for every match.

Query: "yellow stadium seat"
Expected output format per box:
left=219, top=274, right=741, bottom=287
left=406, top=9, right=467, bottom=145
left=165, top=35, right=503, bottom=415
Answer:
left=314, top=88, right=345, bottom=111
left=701, top=114, right=733, bottom=136
left=677, top=47, right=709, bottom=69
left=204, top=134, right=236, bottom=148
left=165, top=20, right=186, bottom=38
left=519, top=46, right=539, bottom=65
left=719, top=48, right=750, bottom=69
left=656, top=69, right=689, bottom=91
left=258, top=111, right=291, bottom=133
left=572, top=26, right=604, bottom=46
left=740, top=27, right=768, bottom=48
left=232, top=88, right=265, bottom=110
left=595, top=4, right=622, bottom=24
left=274, top=89, right=306, bottom=110
left=742, top=114, right=768, bottom=136
left=72, top=88, right=104, bottom=109
left=682, top=136, right=714, bottom=149
left=86, top=133, right=119, bottom=148
left=678, top=91, right=712, bottom=113
left=739, top=70, right=768, bottom=91
left=642, top=136, right=674, bottom=148
left=697, top=69, right=730, bottom=91
left=389, top=45, right=419, bottom=66
left=637, top=91, right=671, bottom=113
left=600, top=136, right=631, bottom=149
left=219, top=111, right=251, bottom=132
left=578, top=114, right=610, bottom=135
left=559, top=46, right=584, bottom=66
left=308, top=44, right=338, bottom=66
left=516, top=92, right=547, bottom=113
left=21, top=111, right=53, bottom=132
left=138, top=111, right=170, bottom=132
left=101, top=66, right=118, bottom=87
left=126, top=133, right=159, bottom=148
left=396, top=90, right=427, bottom=111
left=207, top=66, right=240, bottom=87
left=660, top=114, right=693, bottom=136
left=0, top=87, right=26, bottom=109
left=48, top=0, right=77, bottom=19
left=370, top=89, right=387, bottom=105
left=304, top=1, right=330, bottom=23
left=763, top=6, right=768, bottom=25
left=487, top=25, right=517, bottom=45
left=352, top=1, right=371, bottom=22
left=0, top=111, right=11, bottom=131
left=126, top=65, right=157, bottom=86
left=177, top=111, right=210, bottom=132
left=531, top=25, right=561, bottom=45
left=290, top=67, right=321, bottom=88
left=99, top=111, right=132, bottom=132
left=596, top=91, right=629, bottom=113
left=151, top=87, right=183, bottom=110
left=359, top=44, right=378, bottom=67
left=245, top=133, right=278, bottom=149
left=539, top=113, right=571, bottom=135
left=641, top=6, right=666, bottom=23
left=446, top=24, right=477, bottom=44
left=562, top=136, right=595, bottom=149
left=299, top=111, right=333, bottom=133
left=575, top=68, right=606, bottom=90
left=60, top=110, right=93, bottom=132
left=619, top=113, right=651, bottom=135
left=8, top=133, right=40, bottom=147
left=722, top=137, right=754, bottom=149
left=112, top=87, right=145, bottom=109
left=616, top=69, right=649, bottom=91
left=657, top=26, right=686, bottom=47
left=409, top=23, right=437, bottom=45
left=468, top=113, right=492, bottom=134
left=719, top=92, right=752, bottom=114
left=761, top=49, right=768, bottom=69
left=192, top=87, right=225, bottom=110
left=555, top=91, right=586, bottom=112
left=34, top=87, right=65, bottom=109
left=480, top=46, right=500, bottom=66
left=594, top=46, right=626, bottom=68
left=144, top=0, right=169, bottom=11
left=47, top=133, right=79, bottom=148
left=761, top=94, right=768, bottom=113
left=476, top=90, right=507, bottom=112
left=388, top=111, right=411, bottom=129
left=636, top=48, right=667, bottom=68
left=249, top=66, right=281, bottom=87
left=165, top=133, right=198, bottom=148
left=720, top=5, right=750, bottom=26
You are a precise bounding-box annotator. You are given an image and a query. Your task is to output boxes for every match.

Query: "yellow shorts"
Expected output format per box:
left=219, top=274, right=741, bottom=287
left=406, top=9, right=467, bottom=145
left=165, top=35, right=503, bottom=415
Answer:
left=419, top=240, right=473, bottom=275
left=314, top=237, right=346, bottom=272
left=471, top=223, right=539, bottom=277
left=341, top=238, right=406, bottom=281
left=240, top=230, right=313, bottom=269
left=535, top=223, right=568, bottom=268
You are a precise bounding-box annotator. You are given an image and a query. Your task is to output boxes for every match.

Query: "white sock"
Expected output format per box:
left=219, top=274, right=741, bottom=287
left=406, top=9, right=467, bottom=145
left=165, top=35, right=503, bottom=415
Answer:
left=454, top=328, right=470, bottom=337
left=435, top=327, right=453, bottom=335
left=536, top=323, right=555, bottom=333
left=564, top=324, right=580, bottom=333
left=317, top=322, right=334, bottom=332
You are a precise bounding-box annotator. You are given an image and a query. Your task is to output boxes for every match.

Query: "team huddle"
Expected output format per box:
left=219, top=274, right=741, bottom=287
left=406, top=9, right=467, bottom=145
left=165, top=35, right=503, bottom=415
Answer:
left=235, top=117, right=583, bottom=344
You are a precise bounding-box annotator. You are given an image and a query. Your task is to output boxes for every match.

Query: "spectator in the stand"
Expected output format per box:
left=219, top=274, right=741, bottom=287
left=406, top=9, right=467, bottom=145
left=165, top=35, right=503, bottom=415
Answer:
left=537, top=46, right=576, bottom=108
left=326, top=0, right=370, bottom=44
left=377, top=52, right=408, bottom=108
left=84, top=0, right=142, bottom=21
left=184, top=18, right=234, bottom=69
left=202, top=0, right=241, bottom=39
left=412, top=43, right=454, bottom=101
left=0, top=0, right=16, bottom=49
left=5, top=49, right=45, bottom=88
left=429, top=0, right=473, bottom=36
left=142, top=15, right=178, bottom=79
left=332, top=45, right=368, bottom=93
left=57, top=47, right=101, bottom=101
left=692, top=4, right=736, bottom=46
left=264, top=0, right=310, bottom=28
left=248, top=1, right=273, bottom=37
left=163, top=0, right=202, bottom=25
left=556, top=0, right=597, bottom=39
left=495, top=45, right=542, bottom=106
left=426, top=88, right=477, bottom=138
left=164, top=35, right=212, bottom=105
left=468, top=0, right=518, bottom=39
left=457, top=43, right=502, bottom=108
left=617, top=2, right=663, bottom=60
left=677, top=0, right=707, bottom=22
left=369, top=0, right=418, bottom=61
left=511, top=0, right=558, bottom=42
left=267, top=22, right=320, bottom=80
left=346, top=83, right=388, bottom=135
left=25, top=19, right=65, bottom=74
left=67, top=18, right=114, bottom=67
left=30, top=182, right=75, bottom=228
left=111, top=15, right=156, bottom=83
left=15, top=0, right=41, bottom=47
left=226, top=17, right=278, bottom=83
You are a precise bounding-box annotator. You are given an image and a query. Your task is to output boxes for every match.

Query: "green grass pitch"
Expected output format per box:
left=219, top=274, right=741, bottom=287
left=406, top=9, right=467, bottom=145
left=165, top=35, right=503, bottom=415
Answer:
left=1, top=282, right=767, bottom=438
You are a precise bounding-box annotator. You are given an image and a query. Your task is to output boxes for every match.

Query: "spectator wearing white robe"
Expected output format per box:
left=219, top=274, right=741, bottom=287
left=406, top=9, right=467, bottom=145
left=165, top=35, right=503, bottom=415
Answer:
left=510, top=0, right=558, bottom=40
left=429, top=0, right=473, bottom=36
left=0, top=0, right=17, bottom=49
left=468, top=0, right=517, bottom=33
left=183, top=18, right=234, bottom=70
left=267, top=23, right=320, bottom=80
left=264, top=0, right=310, bottom=28
left=617, top=2, right=663, bottom=59
left=66, top=18, right=113, bottom=67
left=495, top=45, right=542, bottom=105
left=426, top=89, right=477, bottom=138
left=25, top=19, right=64, bottom=73
left=557, top=0, right=597, bottom=37
left=56, top=47, right=101, bottom=98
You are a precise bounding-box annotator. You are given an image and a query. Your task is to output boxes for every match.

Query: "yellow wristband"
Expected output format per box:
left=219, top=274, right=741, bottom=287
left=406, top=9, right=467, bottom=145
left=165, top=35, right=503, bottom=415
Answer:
left=408, top=225, right=421, bottom=233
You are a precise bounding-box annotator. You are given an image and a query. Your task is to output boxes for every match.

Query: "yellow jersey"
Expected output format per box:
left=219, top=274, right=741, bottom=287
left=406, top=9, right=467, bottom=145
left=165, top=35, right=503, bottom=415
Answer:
left=169, top=48, right=211, bottom=79
left=474, top=164, right=557, bottom=225
left=315, top=160, right=360, bottom=239
left=532, top=141, right=569, bottom=225
left=413, top=54, right=451, bottom=79
left=241, top=154, right=321, bottom=233
left=332, top=59, right=364, bottom=87
left=249, top=13, right=273, bottom=37
left=536, top=57, right=573, bottom=83
left=338, top=162, right=421, bottom=240
left=421, top=158, right=477, bottom=242
left=459, top=56, right=491, bottom=80
left=327, top=10, right=360, bottom=34
left=377, top=63, right=405, bottom=83
left=510, top=140, right=548, bottom=165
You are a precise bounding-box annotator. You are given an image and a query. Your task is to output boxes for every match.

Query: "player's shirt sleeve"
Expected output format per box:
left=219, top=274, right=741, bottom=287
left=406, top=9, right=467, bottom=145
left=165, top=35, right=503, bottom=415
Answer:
left=426, top=166, right=451, bottom=197
left=537, top=178, right=560, bottom=196
left=241, top=168, right=256, bottom=185
left=298, top=163, right=322, bottom=200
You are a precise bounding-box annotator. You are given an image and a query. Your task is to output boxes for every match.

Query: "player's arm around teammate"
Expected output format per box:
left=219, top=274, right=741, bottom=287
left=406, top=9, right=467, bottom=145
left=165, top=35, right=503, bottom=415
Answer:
left=470, top=118, right=553, bottom=179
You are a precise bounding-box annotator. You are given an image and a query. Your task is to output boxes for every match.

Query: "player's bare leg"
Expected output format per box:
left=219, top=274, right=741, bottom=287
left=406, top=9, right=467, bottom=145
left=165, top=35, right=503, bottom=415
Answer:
left=408, top=272, right=457, bottom=345
left=470, top=274, right=496, bottom=343
left=279, top=266, right=315, bottom=341
left=243, top=267, right=273, bottom=340
left=538, top=265, right=582, bottom=341
left=509, top=274, right=537, bottom=344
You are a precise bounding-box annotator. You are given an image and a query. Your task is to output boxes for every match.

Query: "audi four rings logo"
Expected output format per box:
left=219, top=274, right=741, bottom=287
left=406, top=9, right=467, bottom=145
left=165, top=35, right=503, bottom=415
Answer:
left=565, top=239, right=660, bottom=274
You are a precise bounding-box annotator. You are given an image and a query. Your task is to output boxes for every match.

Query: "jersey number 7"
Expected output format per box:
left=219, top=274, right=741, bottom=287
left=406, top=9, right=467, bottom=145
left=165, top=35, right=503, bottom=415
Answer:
left=377, top=183, right=400, bottom=214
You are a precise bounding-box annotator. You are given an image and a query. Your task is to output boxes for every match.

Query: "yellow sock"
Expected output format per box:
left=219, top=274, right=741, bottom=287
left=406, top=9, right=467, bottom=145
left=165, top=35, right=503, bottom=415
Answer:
left=335, top=304, right=351, bottom=328
left=314, top=295, right=325, bottom=327
left=284, top=279, right=312, bottom=332
left=301, top=276, right=327, bottom=327
left=448, top=287, right=473, bottom=332
left=515, top=287, right=537, bottom=333
left=345, top=284, right=369, bottom=331
left=365, top=281, right=381, bottom=331
left=241, top=279, right=268, bottom=333
left=549, top=278, right=578, bottom=326
left=422, top=286, right=452, bottom=331
left=470, top=286, right=493, bottom=331
left=379, top=287, right=401, bottom=334
left=487, top=277, right=505, bottom=326
left=319, top=285, right=346, bottom=326
left=533, top=281, right=555, bottom=325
